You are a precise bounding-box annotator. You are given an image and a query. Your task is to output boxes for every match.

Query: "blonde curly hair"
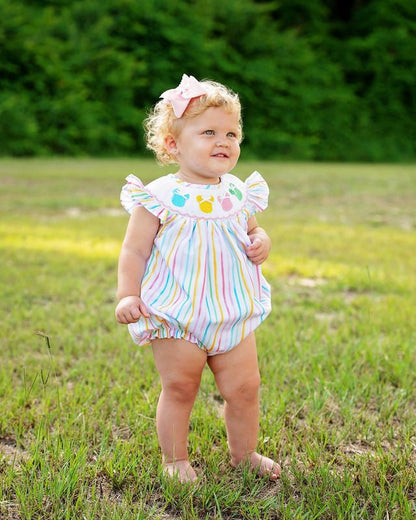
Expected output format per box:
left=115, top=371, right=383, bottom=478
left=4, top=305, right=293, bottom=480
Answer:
left=144, top=80, right=243, bottom=165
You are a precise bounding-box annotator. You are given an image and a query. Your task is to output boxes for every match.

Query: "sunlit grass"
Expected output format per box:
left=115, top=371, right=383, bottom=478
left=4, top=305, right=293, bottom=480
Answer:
left=1, top=221, right=121, bottom=259
left=1, top=158, right=415, bottom=519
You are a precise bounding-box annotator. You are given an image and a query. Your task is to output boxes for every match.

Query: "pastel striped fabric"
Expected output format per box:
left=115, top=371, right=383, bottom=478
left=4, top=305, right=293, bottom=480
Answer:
left=120, top=171, right=271, bottom=355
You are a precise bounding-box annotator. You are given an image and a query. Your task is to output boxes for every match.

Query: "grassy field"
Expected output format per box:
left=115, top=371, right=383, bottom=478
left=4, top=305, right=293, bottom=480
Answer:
left=0, top=158, right=415, bottom=519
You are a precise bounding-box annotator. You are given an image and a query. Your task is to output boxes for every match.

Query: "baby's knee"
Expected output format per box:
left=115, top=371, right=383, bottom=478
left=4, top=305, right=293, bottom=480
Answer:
left=223, top=373, right=261, bottom=405
left=163, top=378, right=200, bottom=403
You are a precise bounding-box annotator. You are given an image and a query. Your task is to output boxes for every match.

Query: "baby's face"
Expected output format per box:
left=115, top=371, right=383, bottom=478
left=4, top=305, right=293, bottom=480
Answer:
left=168, top=107, right=241, bottom=185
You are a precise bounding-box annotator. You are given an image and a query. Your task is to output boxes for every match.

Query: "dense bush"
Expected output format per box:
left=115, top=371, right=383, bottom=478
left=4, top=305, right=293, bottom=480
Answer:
left=0, top=0, right=415, bottom=160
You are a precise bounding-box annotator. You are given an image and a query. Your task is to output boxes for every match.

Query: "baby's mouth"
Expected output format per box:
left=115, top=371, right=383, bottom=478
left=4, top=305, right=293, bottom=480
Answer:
left=212, top=153, right=229, bottom=158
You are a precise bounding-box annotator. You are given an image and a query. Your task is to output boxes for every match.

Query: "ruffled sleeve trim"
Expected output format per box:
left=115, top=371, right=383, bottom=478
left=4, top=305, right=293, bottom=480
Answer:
left=120, top=174, right=169, bottom=221
left=245, top=171, right=269, bottom=216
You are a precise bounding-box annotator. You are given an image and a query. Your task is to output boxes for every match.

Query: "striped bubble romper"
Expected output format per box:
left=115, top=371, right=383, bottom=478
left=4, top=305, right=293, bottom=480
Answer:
left=120, top=171, right=271, bottom=355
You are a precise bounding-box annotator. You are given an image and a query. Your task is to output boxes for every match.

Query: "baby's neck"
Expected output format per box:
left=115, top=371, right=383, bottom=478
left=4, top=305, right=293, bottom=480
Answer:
left=175, top=170, right=221, bottom=185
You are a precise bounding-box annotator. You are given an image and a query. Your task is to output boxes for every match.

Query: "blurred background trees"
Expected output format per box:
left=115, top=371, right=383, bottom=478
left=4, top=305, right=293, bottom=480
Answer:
left=0, top=0, right=415, bottom=161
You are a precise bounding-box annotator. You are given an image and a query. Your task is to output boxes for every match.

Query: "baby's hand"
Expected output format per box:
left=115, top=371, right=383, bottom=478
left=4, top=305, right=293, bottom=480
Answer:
left=246, top=234, right=271, bottom=265
left=115, top=295, right=150, bottom=324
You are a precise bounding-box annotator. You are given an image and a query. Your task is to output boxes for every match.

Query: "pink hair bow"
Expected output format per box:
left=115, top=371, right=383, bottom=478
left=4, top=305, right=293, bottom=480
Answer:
left=160, top=74, right=208, bottom=117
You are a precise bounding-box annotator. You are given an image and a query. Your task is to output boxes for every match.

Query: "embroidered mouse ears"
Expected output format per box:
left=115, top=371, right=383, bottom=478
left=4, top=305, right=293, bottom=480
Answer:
left=160, top=74, right=208, bottom=118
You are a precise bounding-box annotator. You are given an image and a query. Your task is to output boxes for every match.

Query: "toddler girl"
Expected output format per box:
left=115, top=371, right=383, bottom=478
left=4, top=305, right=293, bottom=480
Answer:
left=116, top=74, right=280, bottom=483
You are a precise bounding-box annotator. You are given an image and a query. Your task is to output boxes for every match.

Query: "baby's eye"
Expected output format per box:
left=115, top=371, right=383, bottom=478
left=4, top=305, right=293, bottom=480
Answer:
left=227, top=132, right=237, bottom=138
left=204, top=130, right=215, bottom=135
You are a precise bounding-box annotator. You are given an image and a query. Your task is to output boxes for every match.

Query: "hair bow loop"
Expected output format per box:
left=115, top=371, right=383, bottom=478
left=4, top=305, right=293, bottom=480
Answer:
left=160, top=74, right=208, bottom=117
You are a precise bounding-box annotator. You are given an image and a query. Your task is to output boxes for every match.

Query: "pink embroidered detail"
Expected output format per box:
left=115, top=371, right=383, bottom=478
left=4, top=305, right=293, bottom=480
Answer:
left=218, top=193, right=233, bottom=211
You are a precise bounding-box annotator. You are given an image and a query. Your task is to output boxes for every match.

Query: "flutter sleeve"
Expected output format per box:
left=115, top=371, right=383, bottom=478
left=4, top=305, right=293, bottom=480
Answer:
left=245, top=171, right=269, bottom=216
left=120, top=174, right=169, bottom=221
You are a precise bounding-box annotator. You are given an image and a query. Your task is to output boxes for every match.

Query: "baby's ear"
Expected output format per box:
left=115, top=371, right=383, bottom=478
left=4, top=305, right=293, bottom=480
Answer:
left=164, top=134, right=178, bottom=155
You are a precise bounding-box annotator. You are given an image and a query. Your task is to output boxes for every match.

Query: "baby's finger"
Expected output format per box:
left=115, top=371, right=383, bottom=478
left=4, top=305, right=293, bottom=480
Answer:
left=117, top=310, right=131, bottom=324
left=129, top=307, right=142, bottom=321
left=115, top=312, right=127, bottom=324
left=247, top=243, right=259, bottom=256
left=249, top=248, right=266, bottom=263
left=138, top=301, right=150, bottom=318
left=248, top=238, right=261, bottom=250
left=250, top=255, right=263, bottom=265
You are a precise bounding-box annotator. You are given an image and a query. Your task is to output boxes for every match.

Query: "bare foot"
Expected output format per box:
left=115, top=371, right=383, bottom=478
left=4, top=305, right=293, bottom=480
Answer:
left=232, top=452, right=281, bottom=480
left=163, top=460, right=198, bottom=483
left=249, top=452, right=281, bottom=480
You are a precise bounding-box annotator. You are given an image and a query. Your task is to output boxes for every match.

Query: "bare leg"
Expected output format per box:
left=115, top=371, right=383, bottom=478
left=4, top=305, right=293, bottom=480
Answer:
left=152, top=338, right=207, bottom=482
left=208, top=333, right=281, bottom=480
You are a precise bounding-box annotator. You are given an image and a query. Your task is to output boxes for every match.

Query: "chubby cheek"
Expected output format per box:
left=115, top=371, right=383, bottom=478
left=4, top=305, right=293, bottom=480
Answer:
left=231, top=143, right=241, bottom=163
left=232, top=139, right=241, bottom=154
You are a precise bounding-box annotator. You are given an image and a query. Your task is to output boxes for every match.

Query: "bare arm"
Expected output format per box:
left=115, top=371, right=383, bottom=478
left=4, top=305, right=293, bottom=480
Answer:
left=246, top=216, right=271, bottom=265
left=115, top=205, right=160, bottom=324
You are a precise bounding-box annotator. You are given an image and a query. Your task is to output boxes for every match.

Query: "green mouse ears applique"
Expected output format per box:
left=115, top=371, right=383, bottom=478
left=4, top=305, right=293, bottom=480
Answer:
left=229, top=183, right=243, bottom=201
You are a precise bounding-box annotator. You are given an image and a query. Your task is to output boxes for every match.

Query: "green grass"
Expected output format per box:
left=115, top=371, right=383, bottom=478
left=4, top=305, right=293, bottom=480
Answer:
left=0, top=158, right=415, bottom=519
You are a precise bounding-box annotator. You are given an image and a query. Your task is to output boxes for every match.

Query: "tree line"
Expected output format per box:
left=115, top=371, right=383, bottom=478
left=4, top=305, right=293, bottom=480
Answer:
left=0, top=0, right=415, bottom=161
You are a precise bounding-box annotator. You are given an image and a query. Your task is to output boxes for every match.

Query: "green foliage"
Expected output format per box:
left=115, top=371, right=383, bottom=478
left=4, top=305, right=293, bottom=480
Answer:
left=325, top=0, right=416, bottom=160
left=0, top=0, right=415, bottom=160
